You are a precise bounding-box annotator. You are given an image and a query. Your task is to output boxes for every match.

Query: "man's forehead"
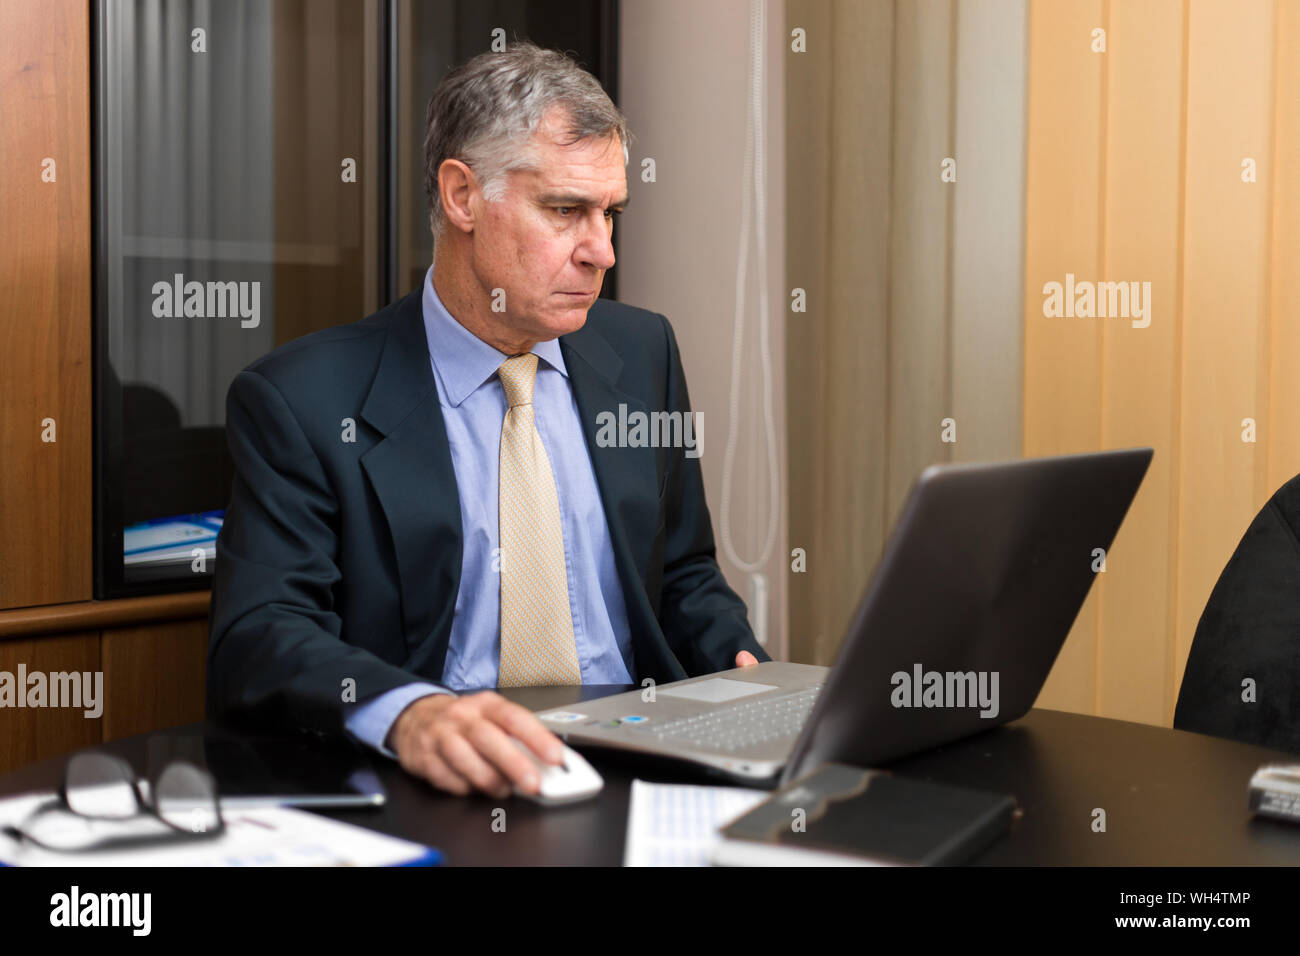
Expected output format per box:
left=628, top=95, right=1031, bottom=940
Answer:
left=511, top=110, right=626, bottom=198
left=518, top=155, right=627, bottom=201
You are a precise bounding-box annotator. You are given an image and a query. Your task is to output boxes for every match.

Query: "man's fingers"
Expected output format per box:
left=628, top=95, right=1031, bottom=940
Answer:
left=735, top=651, right=758, bottom=667
left=467, top=720, right=546, bottom=794
left=421, top=749, right=473, bottom=796
left=438, top=733, right=512, bottom=798
left=484, top=697, right=565, bottom=765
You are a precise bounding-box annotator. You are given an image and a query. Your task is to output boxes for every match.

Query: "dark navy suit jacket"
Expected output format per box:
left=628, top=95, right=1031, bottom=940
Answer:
left=207, top=288, right=768, bottom=735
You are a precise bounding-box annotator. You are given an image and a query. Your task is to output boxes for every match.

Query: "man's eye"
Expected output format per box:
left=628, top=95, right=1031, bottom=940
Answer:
left=553, top=206, right=621, bottom=221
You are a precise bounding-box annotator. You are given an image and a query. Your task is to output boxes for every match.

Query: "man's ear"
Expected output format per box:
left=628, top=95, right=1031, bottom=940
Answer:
left=439, top=157, right=477, bottom=235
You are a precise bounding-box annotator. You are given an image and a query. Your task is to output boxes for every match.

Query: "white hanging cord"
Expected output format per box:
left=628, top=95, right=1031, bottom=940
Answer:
left=719, top=0, right=779, bottom=575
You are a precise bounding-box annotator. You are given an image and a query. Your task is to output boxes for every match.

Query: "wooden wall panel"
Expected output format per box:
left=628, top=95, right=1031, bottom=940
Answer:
left=0, top=0, right=93, bottom=609
left=788, top=0, right=1029, bottom=668
left=0, top=632, right=101, bottom=775
left=789, top=0, right=1292, bottom=723
left=786, top=0, right=895, bottom=664
left=818, top=0, right=895, bottom=660
left=1022, top=0, right=1105, bottom=714
left=785, top=0, right=833, bottom=666
left=100, top=619, right=208, bottom=743
left=1095, top=0, right=1184, bottom=725
left=0, top=600, right=210, bottom=773
left=1266, top=3, right=1300, bottom=493
left=1018, top=0, right=1296, bottom=725
left=1173, top=0, right=1276, bottom=698
left=886, top=0, right=955, bottom=524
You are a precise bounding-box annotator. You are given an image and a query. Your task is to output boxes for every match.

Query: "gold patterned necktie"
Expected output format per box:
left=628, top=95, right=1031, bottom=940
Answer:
left=496, top=353, right=582, bottom=687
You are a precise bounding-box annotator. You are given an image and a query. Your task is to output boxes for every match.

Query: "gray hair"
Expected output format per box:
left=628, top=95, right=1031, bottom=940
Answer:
left=423, top=40, right=632, bottom=244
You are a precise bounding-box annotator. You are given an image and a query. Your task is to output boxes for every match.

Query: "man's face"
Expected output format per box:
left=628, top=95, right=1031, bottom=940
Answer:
left=467, top=110, right=628, bottom=345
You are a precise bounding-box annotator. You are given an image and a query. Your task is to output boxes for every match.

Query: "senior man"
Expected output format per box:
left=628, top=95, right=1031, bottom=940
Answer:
left=207, top=41, right=768, bottom=799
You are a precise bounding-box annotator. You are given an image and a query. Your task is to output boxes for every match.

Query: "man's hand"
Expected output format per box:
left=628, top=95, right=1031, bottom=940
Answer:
left=389, top=659, right=756, bottom=796
left=386, top=691, right=564, bottom=799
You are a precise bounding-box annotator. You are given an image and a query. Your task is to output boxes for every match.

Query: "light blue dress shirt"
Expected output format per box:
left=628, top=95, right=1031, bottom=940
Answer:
left=344, top=267, right=634, bottom=757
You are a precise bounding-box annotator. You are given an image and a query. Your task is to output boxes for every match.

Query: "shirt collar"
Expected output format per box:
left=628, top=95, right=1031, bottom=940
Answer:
left=420, top=266, right=568, bottom=408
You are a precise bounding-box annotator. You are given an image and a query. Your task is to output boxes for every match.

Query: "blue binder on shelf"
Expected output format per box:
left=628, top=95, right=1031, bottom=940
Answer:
left=122, top=510, right=225, bottom=568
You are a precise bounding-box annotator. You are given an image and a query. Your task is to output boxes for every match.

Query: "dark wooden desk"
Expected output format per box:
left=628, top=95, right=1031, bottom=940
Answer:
left=2, top=686, right=1297, bottom=866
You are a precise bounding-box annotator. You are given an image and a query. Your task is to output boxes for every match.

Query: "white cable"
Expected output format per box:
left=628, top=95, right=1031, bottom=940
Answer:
left=719, top=0, right=779, bottom=576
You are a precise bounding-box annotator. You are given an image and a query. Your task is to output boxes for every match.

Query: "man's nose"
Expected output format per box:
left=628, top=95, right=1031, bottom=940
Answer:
left=576, top=212, right=616, bottom=270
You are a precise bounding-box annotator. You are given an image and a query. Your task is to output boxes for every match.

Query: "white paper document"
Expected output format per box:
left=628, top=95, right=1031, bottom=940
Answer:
left=623, top=779, right=767, bottom=867
left=0, top=790, right=438, bottom=867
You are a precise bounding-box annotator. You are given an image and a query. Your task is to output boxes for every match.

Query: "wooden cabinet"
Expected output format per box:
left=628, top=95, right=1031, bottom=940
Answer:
left=0, top=0, right=93, bottom=610
left=0, top=593, right=209, bottom=774
left=0, top=1, right=214, bottom=776
left=101, top=619, right=208, bottom=743
left=0, top=633, right=101, bottom=773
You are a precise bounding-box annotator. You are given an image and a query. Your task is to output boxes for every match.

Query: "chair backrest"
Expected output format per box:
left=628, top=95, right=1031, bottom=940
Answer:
left=1174, top=473, right=1300, bottom=754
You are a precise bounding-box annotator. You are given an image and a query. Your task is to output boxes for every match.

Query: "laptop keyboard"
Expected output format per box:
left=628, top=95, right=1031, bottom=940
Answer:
left=635, top=686, right=821, bottom=753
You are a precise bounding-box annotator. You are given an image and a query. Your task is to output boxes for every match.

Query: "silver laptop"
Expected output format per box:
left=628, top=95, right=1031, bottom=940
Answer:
left=536, top=448, right=1153, bottom=787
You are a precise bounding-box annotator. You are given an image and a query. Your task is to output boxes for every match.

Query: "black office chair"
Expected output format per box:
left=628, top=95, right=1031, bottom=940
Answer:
left=1173, top=473, right=1300, bottom=754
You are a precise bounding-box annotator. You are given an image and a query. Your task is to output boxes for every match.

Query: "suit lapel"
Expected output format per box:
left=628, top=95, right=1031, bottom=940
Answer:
left=358, top=290, right=462, bottom=676
left=561, top=321, right=661, bottom=602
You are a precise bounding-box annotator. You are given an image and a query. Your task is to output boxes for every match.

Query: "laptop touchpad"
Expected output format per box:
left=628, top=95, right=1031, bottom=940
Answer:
left=659, top=678, right=779, bottom=703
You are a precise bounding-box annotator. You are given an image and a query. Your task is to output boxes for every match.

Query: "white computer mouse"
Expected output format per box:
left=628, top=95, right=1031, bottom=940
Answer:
left=511, top=738, right=604, bottom=806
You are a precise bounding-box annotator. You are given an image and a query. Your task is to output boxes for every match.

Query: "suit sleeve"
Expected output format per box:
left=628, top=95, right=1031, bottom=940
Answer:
left=654, top=314, right=772, bottom=674
left=207, top=369, right=446, bottom=735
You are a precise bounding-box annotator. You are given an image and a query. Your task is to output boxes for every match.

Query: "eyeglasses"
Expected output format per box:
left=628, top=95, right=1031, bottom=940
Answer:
left=1, top=751, right=225, bottom=854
